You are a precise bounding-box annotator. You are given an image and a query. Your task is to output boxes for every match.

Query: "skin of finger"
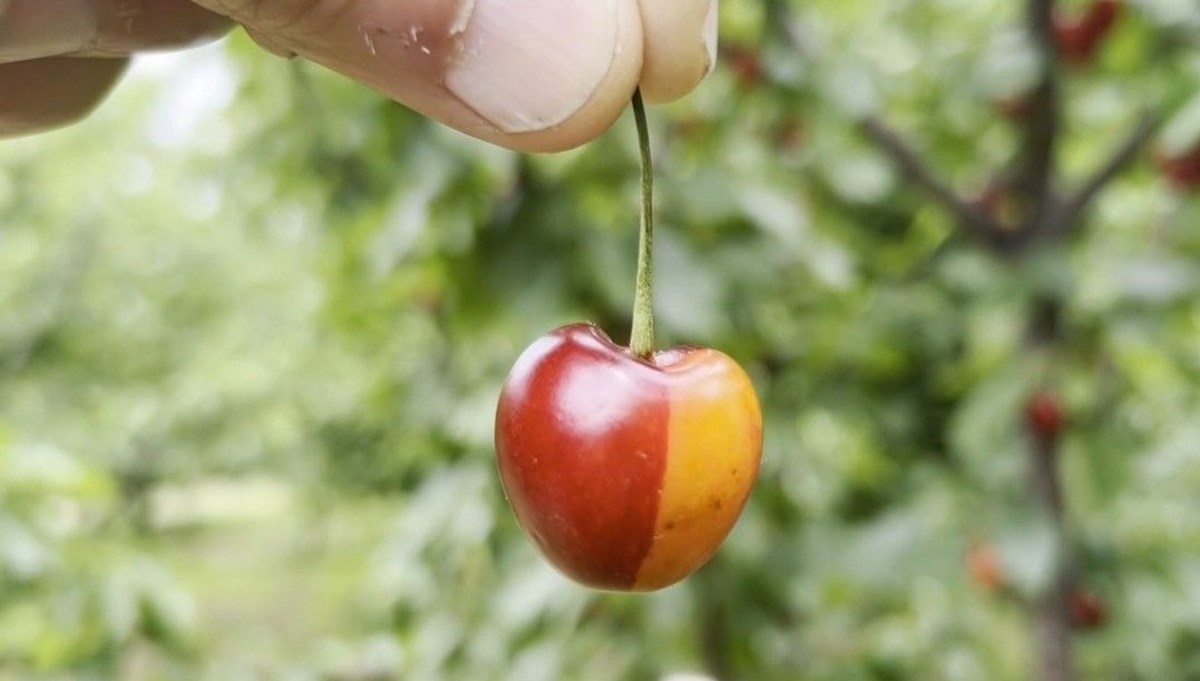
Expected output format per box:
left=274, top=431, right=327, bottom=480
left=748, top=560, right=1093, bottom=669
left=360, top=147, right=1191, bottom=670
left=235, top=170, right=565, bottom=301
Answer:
left=637, top=0, right=715, bottom=104
left=0, top=0, right=230, bottom=62
left=0, top=0, right=96, bottom=63
left=243, top=26, right=294, bottom=59
left=0, top=57, right=128, bottom=138
left=78, top=0, right=233, bottom=57
left=193, top=0, right=644, bottom=153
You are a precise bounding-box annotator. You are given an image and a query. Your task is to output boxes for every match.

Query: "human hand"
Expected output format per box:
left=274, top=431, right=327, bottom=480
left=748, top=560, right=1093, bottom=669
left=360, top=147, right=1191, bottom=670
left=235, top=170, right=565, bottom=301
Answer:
left=0, top=0, right=718, bottom=151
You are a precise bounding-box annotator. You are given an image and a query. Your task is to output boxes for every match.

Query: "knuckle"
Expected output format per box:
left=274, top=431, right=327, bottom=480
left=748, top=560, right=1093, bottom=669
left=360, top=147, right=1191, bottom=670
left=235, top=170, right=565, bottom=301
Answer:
left=215, top=0, right=355, bottom=39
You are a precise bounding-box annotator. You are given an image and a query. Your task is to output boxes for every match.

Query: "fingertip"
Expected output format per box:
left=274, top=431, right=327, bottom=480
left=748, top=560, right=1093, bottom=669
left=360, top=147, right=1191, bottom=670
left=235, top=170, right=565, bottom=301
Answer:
left=0, top=57, right=128, bottom=138
left=637, top=0, right=717, bottom=104
left=89, top=0, right=233, bottom=56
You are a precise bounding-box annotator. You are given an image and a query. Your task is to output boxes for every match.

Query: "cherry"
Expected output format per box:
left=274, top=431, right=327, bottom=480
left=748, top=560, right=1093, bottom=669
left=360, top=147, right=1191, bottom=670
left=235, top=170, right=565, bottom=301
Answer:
left=722, top=45, right=765, bottom=89
left=777, top=121, right=806, bottom=151
left=1070, top=588, right=1109, bottom=630
left=1086, top=0, right=1122, bottom=37
left=995, top=94, right=1034, bottom=122
left=967, top=541, right=1005, bottom=592
left=495, top=324, right=762, bottom=590
left=494, top=91, right=763, bottom=591
left=1156, top=146, right=1200, bottom=192
left=1025, top=391, right=1066, bottom=442
left=1054, top=0, right=1122, bottom=66
left=1055, top=20, right=1097, bottom=64
left=974, top=182, right=1025, bottom=225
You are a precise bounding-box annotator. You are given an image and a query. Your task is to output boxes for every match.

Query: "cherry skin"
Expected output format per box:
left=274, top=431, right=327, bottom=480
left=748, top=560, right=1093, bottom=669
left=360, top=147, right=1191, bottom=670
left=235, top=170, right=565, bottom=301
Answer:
left=495, top=323, right=762, bottom=591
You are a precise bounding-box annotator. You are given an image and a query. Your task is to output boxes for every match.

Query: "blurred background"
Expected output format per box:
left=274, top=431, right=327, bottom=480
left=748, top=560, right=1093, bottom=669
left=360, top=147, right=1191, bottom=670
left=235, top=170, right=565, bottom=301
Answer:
left=4, top=0, right=1200, bottom=678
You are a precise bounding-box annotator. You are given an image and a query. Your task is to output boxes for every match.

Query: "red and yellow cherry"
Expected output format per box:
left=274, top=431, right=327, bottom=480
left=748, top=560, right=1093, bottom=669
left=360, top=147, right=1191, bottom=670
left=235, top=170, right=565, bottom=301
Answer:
left=495, top=323, right=762, bottom=591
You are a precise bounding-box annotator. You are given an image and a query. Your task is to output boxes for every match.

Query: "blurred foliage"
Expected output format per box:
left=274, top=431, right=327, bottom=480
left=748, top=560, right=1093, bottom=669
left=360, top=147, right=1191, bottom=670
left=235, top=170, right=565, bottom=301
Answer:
left=4, top=0, right=1200, bottom=678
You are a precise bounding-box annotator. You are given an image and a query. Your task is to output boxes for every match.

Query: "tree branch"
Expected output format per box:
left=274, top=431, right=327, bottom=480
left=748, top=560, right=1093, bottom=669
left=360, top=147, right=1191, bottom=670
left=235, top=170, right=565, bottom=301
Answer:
left=1030, top=432, right=1074, bottom=681
left=862, top=117, right=1005, bottom=247
left=1017, top=0, right=1063, bottom=229
left=764, top=0, right=810, bottom=50
left=1027, top=296, right=1075, bottom=681
left=1054, top=112, right=1161, bottom=236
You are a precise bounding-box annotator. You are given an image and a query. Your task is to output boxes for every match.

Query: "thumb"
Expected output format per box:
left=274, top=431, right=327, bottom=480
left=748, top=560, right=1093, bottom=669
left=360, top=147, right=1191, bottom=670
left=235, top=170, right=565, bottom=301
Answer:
left=194, top=0, right=645, bottom=152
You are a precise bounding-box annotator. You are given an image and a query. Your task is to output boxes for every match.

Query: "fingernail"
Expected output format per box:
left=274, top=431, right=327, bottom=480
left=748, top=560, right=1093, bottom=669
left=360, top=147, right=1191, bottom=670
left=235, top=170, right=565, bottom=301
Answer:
left=0, top=0, right=96, bottom=62
left=446, top=0, right=619, bottom=134
left=703, top=0, right=718, bottom=75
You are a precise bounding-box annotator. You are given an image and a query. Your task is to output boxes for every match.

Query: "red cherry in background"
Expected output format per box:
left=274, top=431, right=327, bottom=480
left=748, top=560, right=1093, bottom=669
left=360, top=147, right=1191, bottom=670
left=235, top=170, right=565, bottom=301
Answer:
left=1070, top=588, right=1109, bottom=630
left=495, top=324, right=762, bottom=591
left=1025, top=391, right=1066, bottom=441
left=1055, top=20, right=1097, bottom=64
left=1156, top=147, right=1200, bottom=192
left=722, top=45, right=766, bottom=89
left=1054, top=0, right=1123, bottom=65
left=967, top=541, right=1006, bottom=593
left=1085, top=0, right=1122, bottom=36
left=974, top=182, right=1026, bottom=225
left=995, top=94, right=1034, bottom=121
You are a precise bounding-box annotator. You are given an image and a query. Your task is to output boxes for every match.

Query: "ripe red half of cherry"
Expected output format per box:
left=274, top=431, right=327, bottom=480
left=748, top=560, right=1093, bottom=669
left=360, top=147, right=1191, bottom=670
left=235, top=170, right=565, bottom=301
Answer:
left=494, top=92, right=764, bottom=592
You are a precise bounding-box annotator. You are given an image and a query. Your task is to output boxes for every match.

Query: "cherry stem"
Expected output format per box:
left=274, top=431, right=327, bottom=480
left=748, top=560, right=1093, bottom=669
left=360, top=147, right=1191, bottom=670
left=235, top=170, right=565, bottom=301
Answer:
left=629, top=89, right=656, bottom=359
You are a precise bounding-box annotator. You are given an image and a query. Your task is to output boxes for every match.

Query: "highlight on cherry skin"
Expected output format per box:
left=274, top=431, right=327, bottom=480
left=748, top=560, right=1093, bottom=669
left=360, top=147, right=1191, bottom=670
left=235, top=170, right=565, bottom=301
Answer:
left=494, top=323, right=763, bottom=592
